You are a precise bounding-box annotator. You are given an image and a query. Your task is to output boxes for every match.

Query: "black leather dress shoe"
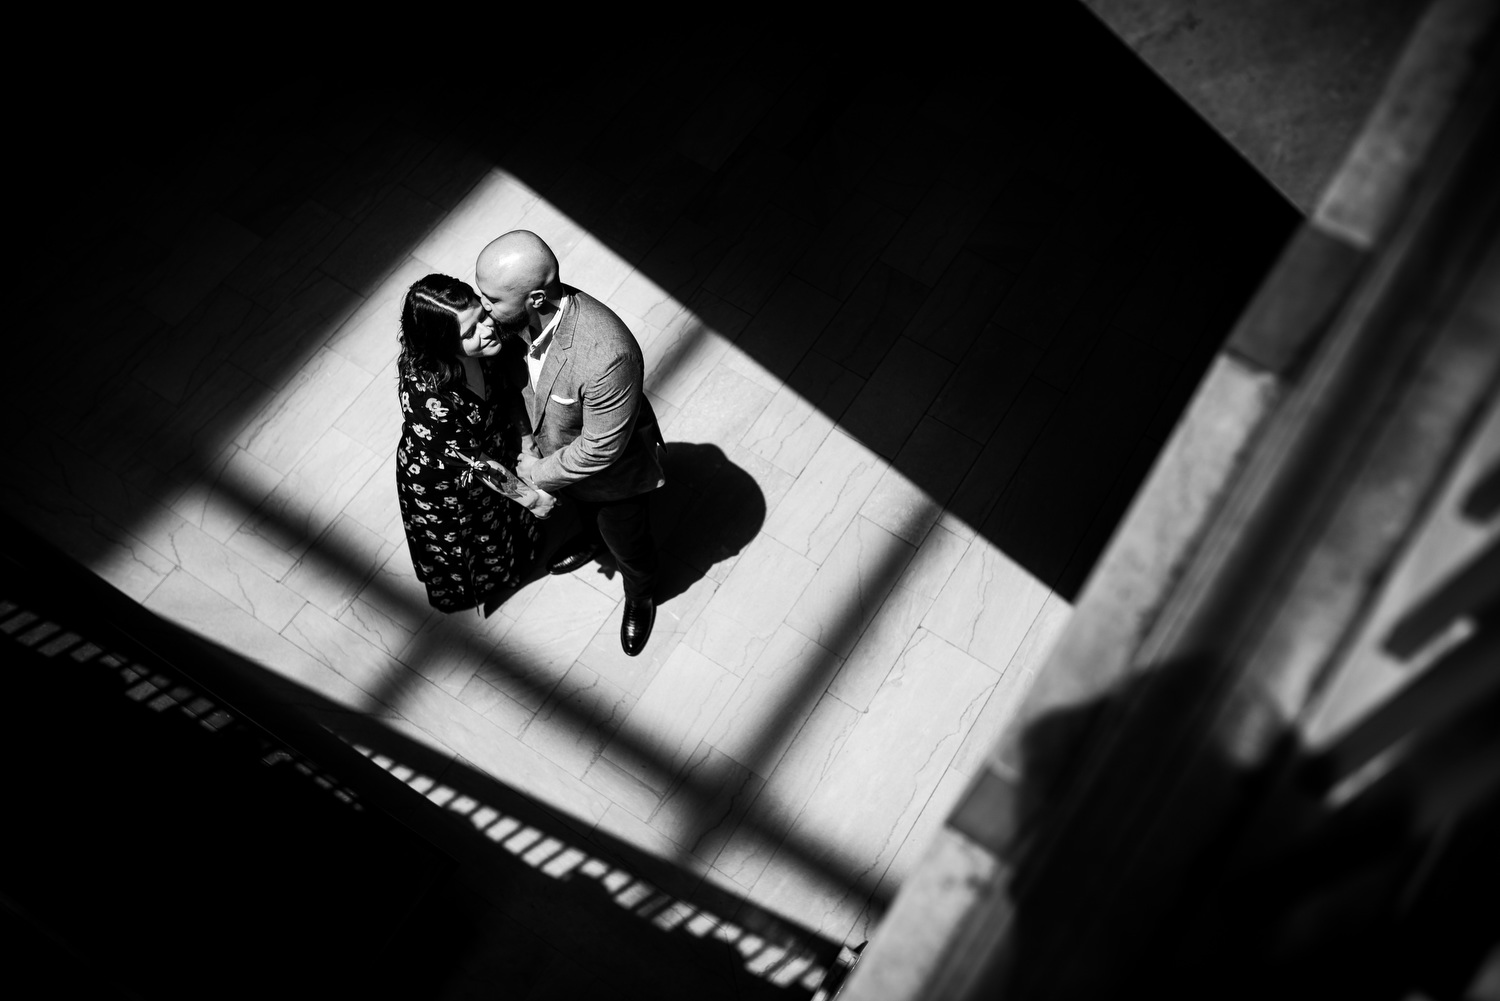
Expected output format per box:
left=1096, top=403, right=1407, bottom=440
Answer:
left=621, top=596, right=655, bottom=657
left=549, top=537, right=604, bottom=575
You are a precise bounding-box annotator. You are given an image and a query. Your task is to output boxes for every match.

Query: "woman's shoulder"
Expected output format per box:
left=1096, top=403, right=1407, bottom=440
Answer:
left=399, top=371, right=460, bottom=410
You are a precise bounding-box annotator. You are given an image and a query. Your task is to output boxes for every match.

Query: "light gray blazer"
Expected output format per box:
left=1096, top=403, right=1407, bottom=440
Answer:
left=523, top=287, right=665, bottom=503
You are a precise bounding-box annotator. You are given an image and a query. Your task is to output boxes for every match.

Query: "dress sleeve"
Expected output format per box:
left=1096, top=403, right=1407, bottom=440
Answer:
left=402, top=383, right=490, bottom=474
left=402, top=377, right=552, bottom=513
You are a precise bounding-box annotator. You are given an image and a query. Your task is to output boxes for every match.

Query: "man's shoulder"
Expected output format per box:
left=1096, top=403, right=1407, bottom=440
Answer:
left=568, top=289, right=628, bottom=328
left=565, top=289, right=639, bottom=348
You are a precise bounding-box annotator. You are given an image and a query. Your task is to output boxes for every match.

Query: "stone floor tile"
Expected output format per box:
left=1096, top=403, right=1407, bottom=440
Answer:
left=793, top=192, right=904, bottom=301
left=783, top=517, right=915, bottom=660
left=455, top=671, right=537, bottom=738
left=577, top=564, right=718, bottom=698
left=949, top=590, right=1073, bottom=778
left=133, top=288, right=269, bottom=407
left=747, top=629, right=995, bottom=944
left=282, top=600, right=412, bottom=703
left=896, top=523, right=972, bottom=601
left=664, top=448, right=787, bottom=584
left=222, top=198, right=353, bottom=314
left=410, top=168, right=542, bottom=279
left=137, top=506, right=307, bottom=632
left=402, top=133, right=495, bottom=212
left=662, top=358, right=775, bottom=449
left=922, top=540, right=1053, bottom=672
left=340, top=446, right=402, bottom=540
left=319, top=185, right=448, bottom=297
left=584, top=755, right=666, bottom=823
left=705, top=623, right=844, bottom=776
left=966, top=166, right=1068, bottom=273
left=142, top=567, right=372, bottom=711
left=812, top=262, right=930, bottom=379
left=827, top=586, right=932, bottom=712
left=709, top=692, right=862, bottom=894
left=488, top=574, right=619, bottom=710
left=862, top=419, right=983, bottom=547
left=762, top=430, right=886, bottom=564
left=641, top=306, right=734, bottom=412
left=740, top=351, right=864, bottom=478
left=930, top=324, right=1045, bottom=445
left=398, top=609, right=508, bottom=699
left=687, top=534, right=820, bottom=673
left=730, top=275, right=844, bottom=384
left=901, top=250, right=1020, bottom=364
left=946, top=378, right=1064, bottom=530
left=324, top=255, right=433, bottom=375
left=599, top=642, right=742, bottom=797
left=137, top=211, right=261, bottom=325
left=228, top=429, right=385, bottom=579
left=231, top=271, right=364, bottom=390
left=235, top=348, right=376, bottom=475
left=839, top=338, right=953, bottom=460
left=859, top=764, right=972, bottom=934
left=397, top=678, right=614, bottom=827
left=650, top=742, right=767, bottom=868
left=522, top=662, right=637, bottom=779
left=167, top=444, right=282, bottom=544
left=560, top=232, right=636, bottom=305
left=702, top=206, right=818, bottom=315
left=685, top=140, right=799, bottom=239
left=333, top=358, right=404, bottom=455
left=881, top=180, right=996, bottom=287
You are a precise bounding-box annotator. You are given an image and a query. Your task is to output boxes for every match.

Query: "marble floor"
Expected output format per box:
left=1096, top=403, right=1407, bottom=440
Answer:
left=10, top=12, right=1294, bottom=999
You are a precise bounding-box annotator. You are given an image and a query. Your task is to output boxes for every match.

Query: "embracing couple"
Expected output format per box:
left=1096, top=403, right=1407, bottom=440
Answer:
left=394, top=230, right=664, bottom=656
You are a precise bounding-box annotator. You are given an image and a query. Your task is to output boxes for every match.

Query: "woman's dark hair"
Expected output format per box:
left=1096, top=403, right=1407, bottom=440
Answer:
left=398, top=274, right=480, bottom=391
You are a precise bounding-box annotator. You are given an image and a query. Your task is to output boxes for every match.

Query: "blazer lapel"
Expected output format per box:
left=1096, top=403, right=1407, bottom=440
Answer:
left=529, top=293, right=578, bottom=429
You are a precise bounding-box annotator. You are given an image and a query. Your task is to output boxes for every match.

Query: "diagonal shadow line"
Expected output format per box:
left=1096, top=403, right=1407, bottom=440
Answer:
left=17, top=19, right=1296, bottom=954
left=0, top=529, right=847, bottom=995
left=100, top=263, right=944, bottom=920
left=662, top=506, right=962, bottom=884
left=190, top=469, right=894, bottom=921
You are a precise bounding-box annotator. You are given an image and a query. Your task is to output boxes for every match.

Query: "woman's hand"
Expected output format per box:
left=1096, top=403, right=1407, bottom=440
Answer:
left=480, top=457, right=556, bottom=518
left=529, top=487, right=558, bottom=520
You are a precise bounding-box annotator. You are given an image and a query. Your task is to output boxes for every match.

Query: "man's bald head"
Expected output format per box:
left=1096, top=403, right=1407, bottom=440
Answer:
left=473, top=230, right=561, bottom=334
left=475, top=230, right=559, bottom=300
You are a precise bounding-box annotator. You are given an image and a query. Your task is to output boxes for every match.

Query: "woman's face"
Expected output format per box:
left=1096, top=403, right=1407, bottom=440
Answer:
left=456, top=304, right=502, bottom=358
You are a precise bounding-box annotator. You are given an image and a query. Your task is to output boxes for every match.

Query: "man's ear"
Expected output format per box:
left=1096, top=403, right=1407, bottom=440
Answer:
left=528, top=289, right=547, bottom=308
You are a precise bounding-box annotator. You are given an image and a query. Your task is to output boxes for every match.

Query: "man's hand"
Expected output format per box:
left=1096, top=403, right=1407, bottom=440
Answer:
left=516, top=452, right=540, bottom=486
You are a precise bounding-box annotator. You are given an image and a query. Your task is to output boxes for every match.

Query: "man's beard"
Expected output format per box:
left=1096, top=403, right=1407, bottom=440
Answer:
left=496, top=313, right=532, bottom=338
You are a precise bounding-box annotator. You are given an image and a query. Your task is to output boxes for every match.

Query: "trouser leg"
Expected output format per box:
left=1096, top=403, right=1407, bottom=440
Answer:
left=586, top=493, right=658, bottom=599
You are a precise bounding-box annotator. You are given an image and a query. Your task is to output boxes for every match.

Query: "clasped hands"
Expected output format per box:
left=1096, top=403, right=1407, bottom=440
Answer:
left=480, top=452, right=556, bottom=519
left=515, top=451, right=540, bottom=486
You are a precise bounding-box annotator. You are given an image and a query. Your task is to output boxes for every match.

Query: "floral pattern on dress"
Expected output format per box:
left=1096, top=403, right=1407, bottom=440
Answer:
left=395, top=354, right=541, bottom=613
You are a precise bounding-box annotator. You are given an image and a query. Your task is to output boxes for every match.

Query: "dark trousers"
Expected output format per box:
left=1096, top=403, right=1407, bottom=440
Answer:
left=571, top=492, right=657, bottom=599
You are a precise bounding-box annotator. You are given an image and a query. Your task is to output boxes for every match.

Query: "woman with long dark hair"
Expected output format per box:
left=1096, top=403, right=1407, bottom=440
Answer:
left=395, top=273, right=553, bottom=613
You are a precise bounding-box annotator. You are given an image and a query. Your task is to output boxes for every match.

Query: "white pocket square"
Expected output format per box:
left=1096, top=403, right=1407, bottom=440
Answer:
left=550, top=394, right=577, bottom=405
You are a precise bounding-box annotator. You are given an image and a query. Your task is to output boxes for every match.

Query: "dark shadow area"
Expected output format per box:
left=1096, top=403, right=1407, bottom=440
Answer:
left=984, top=463, right=1500, bottom=1000
left=498, top=440, right=768, bottom=608
left=18, top=6, right=1295, bottom=602
left=653, top=440, right=767, bottom=604
left=135, top=461, right=893, bottom=937
left=7, top=11, right=1301, bottom=990
left=0, top=515, right=843, bottom=1000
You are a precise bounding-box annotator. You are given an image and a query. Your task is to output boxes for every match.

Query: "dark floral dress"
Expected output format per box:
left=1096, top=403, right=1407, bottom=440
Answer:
left=396, top=353, right=543, bottom=613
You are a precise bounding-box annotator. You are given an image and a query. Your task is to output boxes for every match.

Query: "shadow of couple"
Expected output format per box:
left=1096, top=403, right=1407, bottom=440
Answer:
left=484, top=440, right=765, bottom=616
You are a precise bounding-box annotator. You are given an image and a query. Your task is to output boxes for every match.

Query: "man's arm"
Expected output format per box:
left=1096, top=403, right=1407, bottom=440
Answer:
left=528, top=351, right=641, bottom=492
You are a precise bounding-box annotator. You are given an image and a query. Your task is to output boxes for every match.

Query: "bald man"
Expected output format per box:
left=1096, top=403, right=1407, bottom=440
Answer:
left=475, top=230, right=665, bottom=656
